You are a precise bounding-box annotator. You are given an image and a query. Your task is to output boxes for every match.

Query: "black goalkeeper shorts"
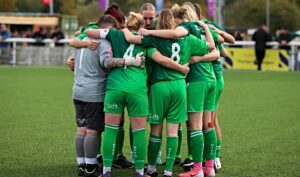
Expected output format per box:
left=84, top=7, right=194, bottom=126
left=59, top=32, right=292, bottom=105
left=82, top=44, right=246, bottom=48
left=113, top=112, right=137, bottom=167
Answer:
left=73, top=99, right=104, bottom=132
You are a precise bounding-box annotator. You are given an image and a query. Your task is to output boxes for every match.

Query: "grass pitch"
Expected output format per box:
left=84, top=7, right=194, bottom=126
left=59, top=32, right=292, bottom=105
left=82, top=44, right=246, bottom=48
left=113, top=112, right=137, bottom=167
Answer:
left=0, top=66, right=299, bottom=177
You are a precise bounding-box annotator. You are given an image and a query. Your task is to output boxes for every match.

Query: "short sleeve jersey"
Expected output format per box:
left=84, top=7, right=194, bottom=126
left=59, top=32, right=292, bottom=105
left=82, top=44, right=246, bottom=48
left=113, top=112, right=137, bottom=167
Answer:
left=204, top=19, right=224, bottom=79
left=105, top=29, right=147, bottom=95
left=142, top=34, right=209, bottom=84
left=178, top=22, right=217, bottom=82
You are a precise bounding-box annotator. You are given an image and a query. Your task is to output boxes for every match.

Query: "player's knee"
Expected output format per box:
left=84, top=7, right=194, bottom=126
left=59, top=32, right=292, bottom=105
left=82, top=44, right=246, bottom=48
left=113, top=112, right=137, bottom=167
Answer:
left=86, top=129, right=98, bottom=135
left=77, top=127, right=87, bottom=134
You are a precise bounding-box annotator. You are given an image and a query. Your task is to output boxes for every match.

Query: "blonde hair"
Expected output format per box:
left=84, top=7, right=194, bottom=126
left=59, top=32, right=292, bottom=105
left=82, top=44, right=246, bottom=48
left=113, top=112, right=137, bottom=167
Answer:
left=156, top=9, right=176, bottom=30
left=182, top=2, right=196, bottom=11
left=181, top=4, right=198, bottom=21
left=140, top=3, right=155, bottom=13
left=172, top=5, right=187, bottom=20
left=126, top=12, right=145, bottom=31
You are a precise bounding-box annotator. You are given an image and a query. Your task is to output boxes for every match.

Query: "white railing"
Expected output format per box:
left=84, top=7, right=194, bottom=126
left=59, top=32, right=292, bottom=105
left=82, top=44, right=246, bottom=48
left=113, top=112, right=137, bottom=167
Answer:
left=1, top=38, right=300, bottom=70
left=1, top=38, right=72, bottom=66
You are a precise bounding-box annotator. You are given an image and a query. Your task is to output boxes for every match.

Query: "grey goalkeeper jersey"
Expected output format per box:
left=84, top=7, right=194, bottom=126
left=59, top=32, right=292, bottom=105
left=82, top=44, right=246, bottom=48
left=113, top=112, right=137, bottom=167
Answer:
left=73, top=38, right=112, bottom=102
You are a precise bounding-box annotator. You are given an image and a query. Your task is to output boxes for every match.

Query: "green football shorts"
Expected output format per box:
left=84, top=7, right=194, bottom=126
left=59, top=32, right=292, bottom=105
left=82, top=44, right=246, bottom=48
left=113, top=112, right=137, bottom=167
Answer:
left=104, top=89, right=148, bottom=117
left=187, top=81, right=217, bottom=112
left=215, top=77, right=224, bottom=109
left=147, top=79, right=188, bottom=124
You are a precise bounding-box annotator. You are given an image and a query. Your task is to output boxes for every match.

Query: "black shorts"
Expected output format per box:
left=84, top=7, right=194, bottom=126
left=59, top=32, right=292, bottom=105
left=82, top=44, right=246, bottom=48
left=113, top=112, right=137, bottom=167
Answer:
left=73, top=99, right=104, bottom=132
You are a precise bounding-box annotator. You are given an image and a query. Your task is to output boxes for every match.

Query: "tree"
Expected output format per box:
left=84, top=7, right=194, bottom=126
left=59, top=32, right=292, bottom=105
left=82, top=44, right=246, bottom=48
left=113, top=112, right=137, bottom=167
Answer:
left=0, top=0, right=16, bottom=12
left=60, top=0, right=78, bottom=15
left=224, top=0, right=300, bottom=33
left=16, top=0, right=44, bottom=13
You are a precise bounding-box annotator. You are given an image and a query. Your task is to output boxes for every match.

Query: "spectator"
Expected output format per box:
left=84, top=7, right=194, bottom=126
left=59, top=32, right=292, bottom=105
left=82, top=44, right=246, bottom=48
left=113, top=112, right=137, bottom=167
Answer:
left=11, top=29, right=20, bottom=38
left=32, top=27, right=48, bottom=46
left=233, top=30, right=243, bottom=41
left=252, top=24, right=272, bottom=71
left=50, top=25, right=65, bottom=46
left=233, top=30, right=243, bottom=48
left=0, top=24, right=11, bottom=64
left=278, top=27, right=291, bottom=51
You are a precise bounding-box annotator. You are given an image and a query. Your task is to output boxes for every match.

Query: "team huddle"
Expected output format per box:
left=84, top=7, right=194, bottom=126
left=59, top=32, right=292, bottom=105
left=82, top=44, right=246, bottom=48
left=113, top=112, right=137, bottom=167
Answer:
left=68, top=2, right=235, bottom=177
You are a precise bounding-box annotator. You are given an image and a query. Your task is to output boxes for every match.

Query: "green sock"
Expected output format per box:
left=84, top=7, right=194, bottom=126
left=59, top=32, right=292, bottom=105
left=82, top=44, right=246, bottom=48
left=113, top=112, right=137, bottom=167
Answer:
left=187, top=127, right=192, bottom=159
left=102, top=124, right=119, bottom=167
left=190, top=130, right=204, bottom=162
left=148, top=134, right=162, bottom=166
left=113, top=124, right=124, bottom=161
left=216, top=139, right=222, bottom=158
left=132, top=128, right=146, bottom=169
left=203, top=128, right=217, bottom=160
left=176, top=125, right=183, bottom=158
left=165, top=136, right=178, bottom=171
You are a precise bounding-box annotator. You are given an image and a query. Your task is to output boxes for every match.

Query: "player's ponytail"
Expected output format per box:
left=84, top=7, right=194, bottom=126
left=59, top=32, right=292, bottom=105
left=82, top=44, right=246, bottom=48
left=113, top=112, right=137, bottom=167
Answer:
left=126, top=12, right=145, bottom=32
left=193, top=3, right=204, bottom=20
left=156, top=9, right=175, bottom=30
left=172, top=6, right=187, bottom=20
left=104, top=3, right=126, bottom=29
left=181, top=4, right=199, bottom=21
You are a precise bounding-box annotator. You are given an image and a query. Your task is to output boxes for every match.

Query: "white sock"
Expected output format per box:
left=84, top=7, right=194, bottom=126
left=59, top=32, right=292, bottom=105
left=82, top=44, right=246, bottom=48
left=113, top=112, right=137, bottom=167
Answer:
left=103, top=166, right=111, bottom=174
left=164, top=170, right=172, bottom=176
left=136, top=168, right=144, bottom=175
left=147, top=165, right=156, bottom=173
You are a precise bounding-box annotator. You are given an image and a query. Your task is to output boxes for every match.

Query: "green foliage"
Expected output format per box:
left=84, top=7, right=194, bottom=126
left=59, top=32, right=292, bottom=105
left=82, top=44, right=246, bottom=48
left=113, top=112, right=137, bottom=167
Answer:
left=0, top=66, right=299, bottom=177
left=76, top=0, right=103, bottom=26
left=60, top=0, right=78, bottom=15
left=225, top=0, right=300, bottom=32
left=16, top=0, right=44, bottom=13
left=0, top=0, right=16, bottom=12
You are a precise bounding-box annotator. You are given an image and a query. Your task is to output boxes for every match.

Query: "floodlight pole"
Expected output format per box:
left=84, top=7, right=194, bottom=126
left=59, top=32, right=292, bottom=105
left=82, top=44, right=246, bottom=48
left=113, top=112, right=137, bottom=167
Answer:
left=50, top=0, right=54, bottom=15
left=215, top=0, right=224, bottom=29
left=266, top=0, right=270, bottom=29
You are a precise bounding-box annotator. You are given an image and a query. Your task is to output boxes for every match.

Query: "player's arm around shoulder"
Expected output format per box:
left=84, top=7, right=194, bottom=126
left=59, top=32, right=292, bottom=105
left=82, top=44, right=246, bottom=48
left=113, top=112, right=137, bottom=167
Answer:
left=70, top=38, right=99, bottom=50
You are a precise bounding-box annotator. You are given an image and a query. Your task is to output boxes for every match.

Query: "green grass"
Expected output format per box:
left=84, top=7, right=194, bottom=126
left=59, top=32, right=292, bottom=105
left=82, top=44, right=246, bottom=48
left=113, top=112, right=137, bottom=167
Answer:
left=0, top=67, right=299, bottom=177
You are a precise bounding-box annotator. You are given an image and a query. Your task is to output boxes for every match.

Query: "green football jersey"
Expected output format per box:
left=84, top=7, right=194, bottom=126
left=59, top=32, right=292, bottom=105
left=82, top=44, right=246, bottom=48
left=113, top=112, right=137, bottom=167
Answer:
left=142, top=35, right=208, bottom=84
left=178, top=22, right=217, bottom=82
left=212, top=44, right=224, bottom=79
left=204, top=19, right=224, bottom=79
left=204, top=19, right=223, bottom=31
left=105, top=29, right=147, bottom=95
left=179, top=22, right=219, bottom=43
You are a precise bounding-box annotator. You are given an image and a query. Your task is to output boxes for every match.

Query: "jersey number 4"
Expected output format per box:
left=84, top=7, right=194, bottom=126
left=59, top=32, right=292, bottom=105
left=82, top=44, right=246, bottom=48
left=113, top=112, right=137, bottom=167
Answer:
left=124, top=44, right=135, bottom=59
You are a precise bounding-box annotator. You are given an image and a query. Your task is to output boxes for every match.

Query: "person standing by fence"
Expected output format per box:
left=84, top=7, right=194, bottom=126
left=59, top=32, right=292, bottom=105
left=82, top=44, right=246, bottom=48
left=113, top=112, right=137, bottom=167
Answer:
left=0, top=24, right=11, bottom=64
left=252, top=24, right=272, bottom=71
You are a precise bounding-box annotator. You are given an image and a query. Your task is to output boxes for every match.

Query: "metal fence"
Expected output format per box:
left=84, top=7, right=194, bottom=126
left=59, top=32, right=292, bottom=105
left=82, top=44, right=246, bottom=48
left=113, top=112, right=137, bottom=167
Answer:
left=1, top=38, right=300, bottom=70
left=0, top=38, right=73, bottom=66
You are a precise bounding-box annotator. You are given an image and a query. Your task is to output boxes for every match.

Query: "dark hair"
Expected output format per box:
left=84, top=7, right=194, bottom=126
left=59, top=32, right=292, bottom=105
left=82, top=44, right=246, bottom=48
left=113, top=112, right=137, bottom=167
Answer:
left=104, top=3, right=125, bottom=28
left=193, top=3, right=203, bottom=20
left=97, top=15, right=119, bottom=29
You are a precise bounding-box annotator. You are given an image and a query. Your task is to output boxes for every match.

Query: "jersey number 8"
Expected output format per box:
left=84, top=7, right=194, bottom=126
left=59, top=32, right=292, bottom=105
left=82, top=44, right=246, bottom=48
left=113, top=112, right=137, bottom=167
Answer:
left=171, top=42, right=181, bottom=63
